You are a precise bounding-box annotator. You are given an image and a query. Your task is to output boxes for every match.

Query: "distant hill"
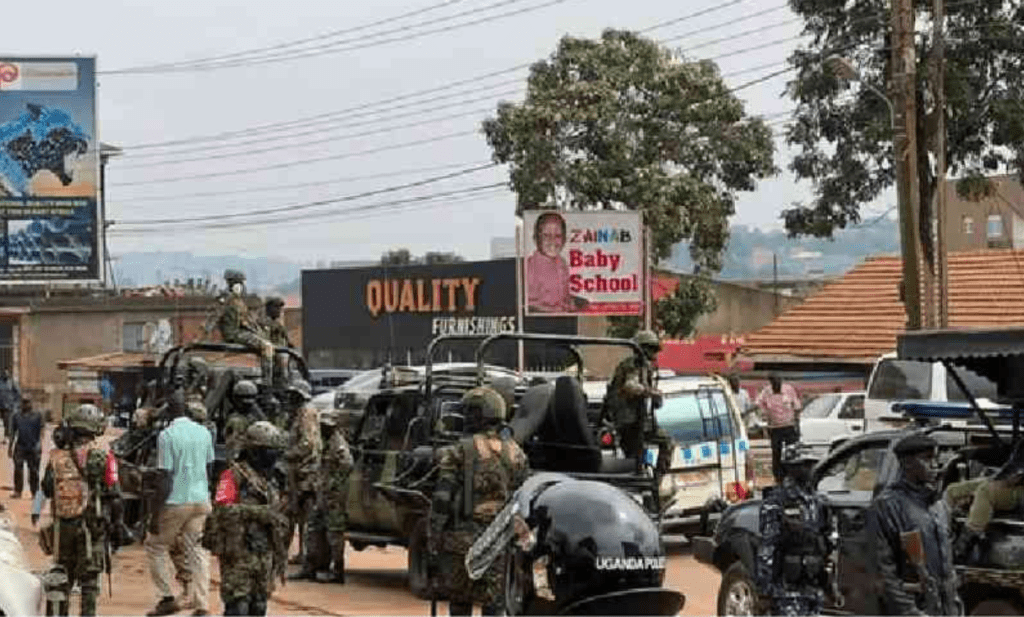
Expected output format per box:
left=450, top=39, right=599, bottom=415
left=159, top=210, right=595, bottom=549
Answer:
left=112, top=252, right=302, bottom=293
left=668, top=217, right=899, bottom=279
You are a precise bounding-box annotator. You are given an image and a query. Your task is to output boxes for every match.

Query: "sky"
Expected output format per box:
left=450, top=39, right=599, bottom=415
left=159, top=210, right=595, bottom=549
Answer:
left=4, top=0, right=892, bottom=265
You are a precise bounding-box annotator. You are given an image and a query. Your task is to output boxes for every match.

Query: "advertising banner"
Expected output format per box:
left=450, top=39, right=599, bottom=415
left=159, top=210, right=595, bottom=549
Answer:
left=522, top=210, right=643, bottom=316
left=0, top=57, right=101, bottom=282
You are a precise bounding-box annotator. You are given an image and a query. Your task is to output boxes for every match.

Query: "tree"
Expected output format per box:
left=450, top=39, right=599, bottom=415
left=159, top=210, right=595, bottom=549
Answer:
left=380, top=248, right=414, bottom=266
left=606, top=277, right=719, bottom=340
left=381, top=248, right=464, bottom=266
left=422, top=251, right=464, bottom=265
left=783, top=0, right=1024, bottom=261
left=481, top=29, right=776, bottom=339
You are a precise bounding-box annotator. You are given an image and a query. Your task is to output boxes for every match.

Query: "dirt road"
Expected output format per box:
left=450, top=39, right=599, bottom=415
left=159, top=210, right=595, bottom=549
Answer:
left=3, top=428, right=722, bottom=615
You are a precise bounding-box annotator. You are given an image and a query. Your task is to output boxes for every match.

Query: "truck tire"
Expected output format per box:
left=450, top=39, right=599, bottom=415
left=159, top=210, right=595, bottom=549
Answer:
left=717, top=561, right=765, bottom=616
left=970, top=598, right=1023, bottom=615
left=407, top=518, right=430, bottom=600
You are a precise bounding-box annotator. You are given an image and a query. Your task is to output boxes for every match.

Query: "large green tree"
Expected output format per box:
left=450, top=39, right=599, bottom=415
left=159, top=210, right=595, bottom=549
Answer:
left=784, top=0, right=1024, bottom=257
left=482, top=29, right=776, bottom=338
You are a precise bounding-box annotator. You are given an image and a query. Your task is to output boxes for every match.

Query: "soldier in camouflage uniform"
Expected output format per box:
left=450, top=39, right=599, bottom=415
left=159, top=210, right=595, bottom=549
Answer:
left=224, top=380, right=266, bottom=463
left=203, top=421, right=290, bottom=616
left=282, top=379, right=321, bottom=566
left=755, top=443, right=837, bottom=616
left=431, top=386, right=530, bottom=616
left=260, top=297, right=291, bottom=348
left=217, top=269, right=276, bottom=386
left=945, top=440, right=1024, bottom=562
left=292, top=410, right=353, bottom=582
left=35, top=404, right=129, bottom=616
left=603, top=330, right=673, bottom=474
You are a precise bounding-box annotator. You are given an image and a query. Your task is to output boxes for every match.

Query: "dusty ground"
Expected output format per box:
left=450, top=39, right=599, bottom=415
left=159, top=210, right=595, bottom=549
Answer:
left=2, top=428, right=722, bottom=615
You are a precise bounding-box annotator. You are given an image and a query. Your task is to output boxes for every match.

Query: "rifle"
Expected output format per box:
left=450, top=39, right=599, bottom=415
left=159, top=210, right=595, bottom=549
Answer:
left=900, top=530, right=934, bottom=596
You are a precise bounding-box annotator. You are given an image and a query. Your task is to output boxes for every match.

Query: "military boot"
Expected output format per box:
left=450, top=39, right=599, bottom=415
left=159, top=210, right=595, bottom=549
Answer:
left=330, top=545, right=346, bottom=584
left=288, top=562, right=318, bottom=581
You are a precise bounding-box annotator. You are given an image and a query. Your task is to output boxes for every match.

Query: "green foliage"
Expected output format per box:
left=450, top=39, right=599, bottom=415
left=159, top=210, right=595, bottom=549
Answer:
left=482, top=28, right=776, bottom=273
left=607, top=276, right=717, bottom=340
left=381, top=249, right=463, bottom=266
left=783, top=0, right=1024, bottom=241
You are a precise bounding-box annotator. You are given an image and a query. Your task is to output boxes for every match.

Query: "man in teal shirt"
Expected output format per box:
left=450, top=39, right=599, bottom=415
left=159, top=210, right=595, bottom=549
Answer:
left=145, top=401, right=215, bottom=616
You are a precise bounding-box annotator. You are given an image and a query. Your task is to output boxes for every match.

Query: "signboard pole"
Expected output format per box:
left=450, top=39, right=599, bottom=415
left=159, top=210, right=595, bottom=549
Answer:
left=515, top=220, right=525, bottom=373
left=644, top=218, right=653, bottom=330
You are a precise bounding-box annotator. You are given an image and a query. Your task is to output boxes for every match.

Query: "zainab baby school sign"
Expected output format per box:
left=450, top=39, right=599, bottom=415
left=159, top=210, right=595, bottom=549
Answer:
left=522, top=210, right=644, bottom=317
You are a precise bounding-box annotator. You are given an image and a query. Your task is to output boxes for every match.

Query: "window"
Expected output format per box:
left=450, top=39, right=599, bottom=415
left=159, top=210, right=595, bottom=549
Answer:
left=868, top=359, right=932, bottom=400
left=987, top=214, right=1004, bottom=239
left=656, top=388, right=734, bottom=447
left=122, top=322, right=150, bottom=352
left=945, top=365, right=1000, bottom=403
left=816, top=444, right=888, bottom=493
left=838, top=395, right=865, bottom=420
left=801, top=394, right=841, bottom=419
left=963, top=216, right=974, bottom=235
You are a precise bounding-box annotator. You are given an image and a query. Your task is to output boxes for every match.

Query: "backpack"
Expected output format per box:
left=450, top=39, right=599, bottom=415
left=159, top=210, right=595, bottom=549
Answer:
left=49, top=447, right=91, bottom=519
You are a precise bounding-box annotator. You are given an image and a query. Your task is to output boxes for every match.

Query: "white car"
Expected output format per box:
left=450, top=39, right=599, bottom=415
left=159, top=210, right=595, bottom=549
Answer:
left=0, top=513, right=43, bottom=615
left=798, top=391, right=866, bottom=454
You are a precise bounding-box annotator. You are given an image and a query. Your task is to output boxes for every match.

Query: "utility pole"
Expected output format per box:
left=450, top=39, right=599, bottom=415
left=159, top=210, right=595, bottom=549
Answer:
left=933, top=0, right=949, bottom=328
left=892, top=0, right=923, bottom=330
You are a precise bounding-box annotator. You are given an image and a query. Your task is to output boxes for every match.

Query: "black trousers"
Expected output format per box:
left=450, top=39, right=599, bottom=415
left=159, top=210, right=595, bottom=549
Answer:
left=13, top=448, right=40, bottom=496
left=768, top=426, right=799, bottom=483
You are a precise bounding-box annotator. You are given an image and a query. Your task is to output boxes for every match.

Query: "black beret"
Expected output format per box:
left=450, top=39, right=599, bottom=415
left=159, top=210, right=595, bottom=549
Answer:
left=894, top=433, right=938, bottom=456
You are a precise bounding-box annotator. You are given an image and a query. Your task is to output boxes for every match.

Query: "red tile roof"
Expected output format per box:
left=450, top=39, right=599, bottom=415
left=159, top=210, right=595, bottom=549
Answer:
left=741, top=249, right=1024, bottom=364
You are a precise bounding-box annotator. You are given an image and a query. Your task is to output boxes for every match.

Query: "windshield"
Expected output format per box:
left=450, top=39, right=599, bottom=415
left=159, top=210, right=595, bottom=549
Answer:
left=868, top=359, right=931, bottom=400
left=945, top=366, right=1000, bottom=402
left=656, top=388, right=734, bottom=447
left=801, top=394, right=840, bottom=419
left=340, top=370, right=382, bottom=393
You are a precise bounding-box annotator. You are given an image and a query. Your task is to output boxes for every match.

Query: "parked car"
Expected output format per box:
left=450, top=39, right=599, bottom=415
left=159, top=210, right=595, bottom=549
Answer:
left=0, top=512, right=42, bottom=615
left=694, top=416, right=1024, bottom=616
left=798, top=391, right=866, bottom=454
left=582, top=375, right=753, bottom=537
left=308, top=368, right=360, bottom=395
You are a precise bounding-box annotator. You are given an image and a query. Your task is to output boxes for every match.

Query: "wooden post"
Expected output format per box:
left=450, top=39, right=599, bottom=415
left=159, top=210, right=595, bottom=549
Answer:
left=933, top=0, right=949, bottom=328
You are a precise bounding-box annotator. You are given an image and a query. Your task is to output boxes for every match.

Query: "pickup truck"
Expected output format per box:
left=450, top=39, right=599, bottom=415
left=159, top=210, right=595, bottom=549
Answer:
left=693, top=419, right=1024, bottom=616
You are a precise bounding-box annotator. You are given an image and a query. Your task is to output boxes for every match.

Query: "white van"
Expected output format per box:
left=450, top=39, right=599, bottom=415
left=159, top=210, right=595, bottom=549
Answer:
left=864, top=352, right=1003, bottom=425
left=582, top=375, right=752, bottom=537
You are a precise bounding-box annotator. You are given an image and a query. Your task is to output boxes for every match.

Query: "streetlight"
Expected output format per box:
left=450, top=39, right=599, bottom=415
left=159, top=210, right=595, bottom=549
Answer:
left=825, top=54, right=923, bottom=330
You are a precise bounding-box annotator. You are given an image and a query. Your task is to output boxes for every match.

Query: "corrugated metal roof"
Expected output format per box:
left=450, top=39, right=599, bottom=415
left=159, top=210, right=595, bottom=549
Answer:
left=742, top=249, right=1024, bottom=364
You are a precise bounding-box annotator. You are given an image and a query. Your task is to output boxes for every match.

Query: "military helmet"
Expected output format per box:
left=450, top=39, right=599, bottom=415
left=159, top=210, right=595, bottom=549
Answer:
left=462, top=386, right=507, bottom=423
left=633, top=330, right=662, bottom=351
left=244, top=420, right=286, bottom=450
left=287, top=379, right=312, bottom=401
left=67, top=403, right=105, bottom=435
left=224, top=269, right=246, bottom=284
left=233, top=380, right=258, bottom=399
left=265, top=296, right=285, bottom=307
left=187, top=400, right=208, bottom=422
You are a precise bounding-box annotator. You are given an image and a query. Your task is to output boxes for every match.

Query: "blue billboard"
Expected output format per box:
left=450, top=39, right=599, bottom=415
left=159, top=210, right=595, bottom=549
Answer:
left=0, top=57, right=101, bottom=282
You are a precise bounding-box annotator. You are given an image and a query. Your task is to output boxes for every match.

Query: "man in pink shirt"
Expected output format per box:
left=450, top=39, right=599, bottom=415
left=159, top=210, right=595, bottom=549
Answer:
left=755, top=373, right=802, bottom=483
left=527, top=212, right=573, bottom=313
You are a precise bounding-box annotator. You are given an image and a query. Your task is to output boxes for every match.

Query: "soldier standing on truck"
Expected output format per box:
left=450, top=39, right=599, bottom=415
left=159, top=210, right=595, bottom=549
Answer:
left=203, top=421, right=290, bottom=616
left=867, top=433, right=962, bottom=616
left=431, top=387, right=529, bottom=616
left=216, top=270, right=276, bottom=387
left=291, top=410, right=352, bottom=583
left=603, top=330, right=673, bottom=474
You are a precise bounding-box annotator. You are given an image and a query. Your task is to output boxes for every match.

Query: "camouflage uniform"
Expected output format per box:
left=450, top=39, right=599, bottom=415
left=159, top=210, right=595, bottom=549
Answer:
left=431, top=387, right=530, bottom=616
left=946, top=441, right=1024, bottom=560
left=603, top=330, right=673, bottom=474
left=203, top=422, right=289, bottom=616
left=39, top=404, right=124, bottom=616
left=224, top=380, right=266, bottom=463
left=295, top=412, right=353, bottom=582
left=260, top=297, right=292, bottom=348
left=217, top=269, right=275, bottom=385
left=282, top=381, right=322, bottom=565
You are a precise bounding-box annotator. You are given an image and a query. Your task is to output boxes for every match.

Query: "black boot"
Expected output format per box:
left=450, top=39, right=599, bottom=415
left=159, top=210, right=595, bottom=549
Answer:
left=448, top=602, right=473, bottom=616
left=330, top=546, right=346, bottom=584
left=288, top=564, right=318, bottom=581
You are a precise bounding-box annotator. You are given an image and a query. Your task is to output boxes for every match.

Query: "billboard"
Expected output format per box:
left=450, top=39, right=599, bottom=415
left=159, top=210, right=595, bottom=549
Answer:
left=302, top=259, right=577, bottom=370
left=522, top=210, right=644, bottom=316
left=0, top=57, right=101, bottom=282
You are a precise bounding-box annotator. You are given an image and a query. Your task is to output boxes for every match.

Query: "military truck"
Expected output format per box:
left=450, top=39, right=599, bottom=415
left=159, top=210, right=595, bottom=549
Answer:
left=110, top=342, right=309, bottom=531
left=344, top=332, right=664, bottom=598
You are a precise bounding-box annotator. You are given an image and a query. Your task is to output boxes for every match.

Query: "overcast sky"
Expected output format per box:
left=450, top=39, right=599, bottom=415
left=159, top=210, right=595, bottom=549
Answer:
left=5, top=0, right=891, bottom=265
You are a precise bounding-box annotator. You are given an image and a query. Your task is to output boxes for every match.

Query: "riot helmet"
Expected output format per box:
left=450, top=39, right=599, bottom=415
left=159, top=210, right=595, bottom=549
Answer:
left=494, top=473, right=685, bottom=616
left=461, top=386, right=506, bottom=428
left=66, top=403, right=106, bottom=437
left=633, top=330, right=662, bottom=360
left=780, top=442, right=818, bottom=487
left=232, top=380, right=258, bottom=406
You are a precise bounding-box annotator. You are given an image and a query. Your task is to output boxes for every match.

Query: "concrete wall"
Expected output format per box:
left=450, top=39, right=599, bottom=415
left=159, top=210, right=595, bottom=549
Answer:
left=578, top=275, right=798, bottom=379
left=944, top=176, right=1022, bottom=252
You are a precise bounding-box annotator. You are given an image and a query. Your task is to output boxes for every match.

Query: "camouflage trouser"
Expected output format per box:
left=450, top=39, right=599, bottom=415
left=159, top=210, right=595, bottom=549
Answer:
left=232, top=331, right=275, bottom=385
left=219, top=553, right=273, bottom=613
left=945, top=478, right=1024, bottom=533
left=441, top=525, right=504, bottom=614
left=303, top=489, right=345, bottom=574
left=51, top=519, right=104, bottom=616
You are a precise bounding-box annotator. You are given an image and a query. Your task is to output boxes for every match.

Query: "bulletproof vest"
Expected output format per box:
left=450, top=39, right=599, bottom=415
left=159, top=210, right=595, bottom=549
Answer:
left=606, top=357, right=651, bottom=426
left=50, top=447, right=93, bottom=519
left=461, top=433, right=522, bottom=522
left=233, top=461, right=279, bottom=507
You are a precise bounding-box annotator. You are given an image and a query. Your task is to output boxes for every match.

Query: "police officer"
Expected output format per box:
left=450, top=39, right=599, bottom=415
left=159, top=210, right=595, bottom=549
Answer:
left=224, top=380, right=265, bottom=462
left=868, top=433, right=961, bottom=616
left=432, top=386, right=530, bottom=616
left=945, top=440, right=1024, bottom=562
left=756, top=443, right=838, bottom=616
left=603, top=330, right=672, bottom=474
left=217, top=270, right=276, bottom=386
left=282, top=379, right=321, bottom=566
left=292, top=410, right=353, bottom=583
left=203, top=421, right=290, bottom=616
left=35, top=404, right=128, bottom=616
